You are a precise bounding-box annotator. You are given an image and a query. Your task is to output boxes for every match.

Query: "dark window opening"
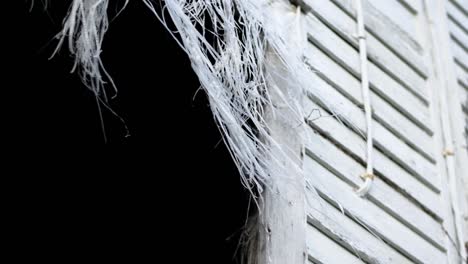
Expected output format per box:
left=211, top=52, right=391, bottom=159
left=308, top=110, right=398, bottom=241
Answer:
left=8, top=2, right=252, bottom=263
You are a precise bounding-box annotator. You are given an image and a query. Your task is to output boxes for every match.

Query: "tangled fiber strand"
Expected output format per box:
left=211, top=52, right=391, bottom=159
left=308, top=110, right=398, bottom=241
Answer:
left=52, top=0, right=130, bottom=140
left=30, top=0, right=49, bottom=11
left=53, top=0, right=116, bottom=100
left=141, top=3, right=316, bottom=263
left=144, top=4, right=317, bottom=262
left=143, top=0, right=309, bottom=198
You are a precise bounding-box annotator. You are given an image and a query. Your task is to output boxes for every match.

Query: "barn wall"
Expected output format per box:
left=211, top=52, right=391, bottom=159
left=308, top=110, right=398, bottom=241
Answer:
left=276, top=0, right=468, bottom=263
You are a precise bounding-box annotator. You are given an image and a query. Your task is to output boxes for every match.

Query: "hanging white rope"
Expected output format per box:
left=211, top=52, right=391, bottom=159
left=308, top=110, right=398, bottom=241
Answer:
left=354, top=0, right=374, bottom=197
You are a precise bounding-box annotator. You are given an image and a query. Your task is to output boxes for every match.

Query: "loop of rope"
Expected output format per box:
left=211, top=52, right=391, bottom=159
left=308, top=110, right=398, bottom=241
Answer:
left=360, top=172, right=375, bottom=181
left=442, top=149, right=455, bottom=157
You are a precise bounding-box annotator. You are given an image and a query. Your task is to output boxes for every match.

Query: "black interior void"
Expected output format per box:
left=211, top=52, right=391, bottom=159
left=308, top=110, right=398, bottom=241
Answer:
left=8, top=2, right=252, bottom=263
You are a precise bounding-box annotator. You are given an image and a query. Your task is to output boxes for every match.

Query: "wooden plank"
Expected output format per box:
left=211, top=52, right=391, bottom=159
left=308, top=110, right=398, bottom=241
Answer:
left=457, top=78, right=468, bottom=90
left=455, top=62, right=468, bottom=89
left=458, top=80, right=468, bottom=91
left=303, top=60, right=440, bottom=191
left=449, top=0, right=468, bottom=16
left=306, top=224, right=365, bottom=264
left=367, top=61, right=434, bottom=135
left=371, top=0, right=417, bottom=36
left=365, top=31, right=428, bottom=100
left=306, top=195, right=412, bottom=264
left=305, top=129, right=445, bottom=250
left=397, top=0, right=420, bottom=15
left=326, top=0, right=429, bottom=78
left=462, top=97, right=468, bottom=114
left=304, top=156, right=446, bottom=264
left=303, top=3, right=429, bottom=103
left=329, top=0, right=423, bottom=54
left=460, top=112, right=468, bottom=148
left=448, top=19, right=468, bottom=53
left=370, top=59, right=432, bottom=134
left=460, top=84, right=468, bottom=104
left=304, top=13, right=359, bottom=76
left=447, top=1, right=468, bottom=35
left=451, top=41, right=468, bottom=72
left=455, top=58, right=468, bottom=75
left=305, top=43, right=436, bottom=162
left=303, top=98, right=443, bottom=220
left=459, top=85, right=468, bottom=108
left=304, top=0, right=428, bottom=82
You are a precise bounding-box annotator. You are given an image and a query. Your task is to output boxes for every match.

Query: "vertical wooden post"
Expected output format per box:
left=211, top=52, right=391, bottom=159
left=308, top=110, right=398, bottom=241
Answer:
left=257, top=53, right=307, bottom=264
left=256, top=3, right=307, bottom=264
left=423, top=0, right=468, bottom=261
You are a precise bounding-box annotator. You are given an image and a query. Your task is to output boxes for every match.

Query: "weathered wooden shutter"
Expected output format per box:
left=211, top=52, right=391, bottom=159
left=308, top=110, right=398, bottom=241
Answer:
left=266, top=0, right=468, bottom=263
left=447, top=1, right=468, bottom=108
left=446, top=0, right=468, bottom=205
left=444, top=0, right=468, bottom=259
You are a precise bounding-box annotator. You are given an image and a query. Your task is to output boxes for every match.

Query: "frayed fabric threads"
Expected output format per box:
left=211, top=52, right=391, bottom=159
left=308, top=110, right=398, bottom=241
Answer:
left=142, top=0, right=309, bottom=196
left=49, top=1, right=314, bottom=263
left=53, top=0, right=115, bottom=99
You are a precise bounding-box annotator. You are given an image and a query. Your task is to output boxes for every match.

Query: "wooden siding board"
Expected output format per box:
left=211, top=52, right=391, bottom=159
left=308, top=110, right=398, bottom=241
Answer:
left=371, top=0, right=417, bottom=36
left=305, top=42, right=436, bottom=162
left=303, top=91, right=443, bottom=220
left=449, top=0, right=468, bottom=16
left=459, top=84, right=468, bottom=107
left=305, top=129, right=445, bottom=250
left=448, top=19, right=468, bottom=53
left=304, top=0, right=431, bottom=104
left=455, top=63, right=468, bottom=89
left=304, top=155, right=446, bottom=264
left=306, top=195, right=413, bottom=264
left=447, top=0, right=468, bottom=34
left=451, top=41, right=468, bottom=72
left=397, top=0, right=420, bottom=15
left=306, top=224, right=365, bottom=264
left=324, top=0, right=429, bottom=78
left=304, top=11, right=433, bottom=134
left=303, top=56, right=440, bottom=191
